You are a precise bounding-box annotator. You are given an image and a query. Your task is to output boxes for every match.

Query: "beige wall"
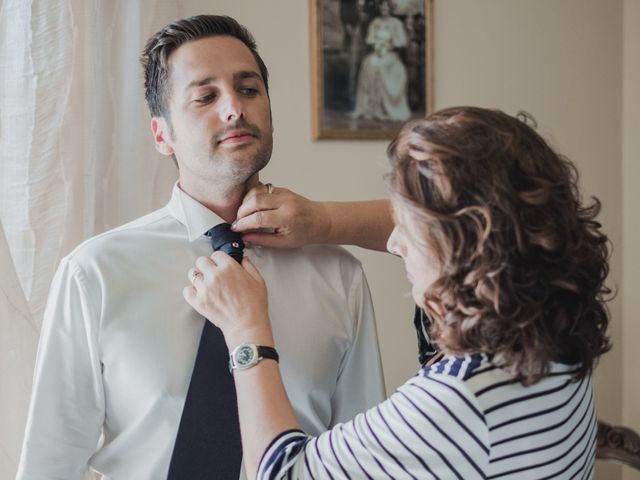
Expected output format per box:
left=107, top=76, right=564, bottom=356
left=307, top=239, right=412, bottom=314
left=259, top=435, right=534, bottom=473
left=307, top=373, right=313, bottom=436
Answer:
left=218, top=0, right=630, bottom=476
left=2, top=1, right=634, bottom=478
left=186, top=1, right=630, bottom=474
left=623, top=0, right=640, bottom=479
left=201, top=0, right=625, bottom=417
left=74, top=0, right=632, bottom=477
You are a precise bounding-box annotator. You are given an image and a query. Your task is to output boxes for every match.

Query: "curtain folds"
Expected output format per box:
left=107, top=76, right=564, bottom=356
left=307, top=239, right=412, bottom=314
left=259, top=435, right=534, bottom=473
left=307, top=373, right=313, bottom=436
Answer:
left=0, top=0, right=184, bottom=475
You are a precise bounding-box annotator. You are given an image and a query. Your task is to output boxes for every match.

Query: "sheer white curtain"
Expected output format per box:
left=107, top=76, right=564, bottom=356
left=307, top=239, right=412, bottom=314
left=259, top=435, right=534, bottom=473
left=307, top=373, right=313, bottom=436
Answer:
left=0, top=1, right=184, bottom=476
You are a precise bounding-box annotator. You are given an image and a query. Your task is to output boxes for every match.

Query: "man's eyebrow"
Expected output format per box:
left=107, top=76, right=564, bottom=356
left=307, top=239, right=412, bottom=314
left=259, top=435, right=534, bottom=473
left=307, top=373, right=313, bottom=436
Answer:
left=184, top=71, right=263, bottom=93
left=234, top=70, right=263, bottom=83
left=185, top=76, right=216, bottom=92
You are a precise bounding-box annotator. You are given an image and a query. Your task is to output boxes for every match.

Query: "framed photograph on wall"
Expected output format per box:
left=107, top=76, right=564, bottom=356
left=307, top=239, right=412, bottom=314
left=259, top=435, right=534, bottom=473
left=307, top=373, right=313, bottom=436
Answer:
left=310, top=0, right=433, bottom=140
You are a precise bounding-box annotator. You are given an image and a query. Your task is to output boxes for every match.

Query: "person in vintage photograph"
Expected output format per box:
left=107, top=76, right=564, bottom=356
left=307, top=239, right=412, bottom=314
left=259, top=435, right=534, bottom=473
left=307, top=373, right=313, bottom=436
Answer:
left=351, top=0, right=412, bottom=122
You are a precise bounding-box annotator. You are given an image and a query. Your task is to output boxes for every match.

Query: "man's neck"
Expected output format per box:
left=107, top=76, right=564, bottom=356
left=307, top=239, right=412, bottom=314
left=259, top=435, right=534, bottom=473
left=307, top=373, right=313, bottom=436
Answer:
left=178, top=174, right=259, bottom=224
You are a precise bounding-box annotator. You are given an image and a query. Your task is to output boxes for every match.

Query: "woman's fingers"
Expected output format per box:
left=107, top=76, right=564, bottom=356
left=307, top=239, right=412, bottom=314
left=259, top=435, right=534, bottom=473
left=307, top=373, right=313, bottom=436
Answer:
left=235, top=186, right=280, bottom=222
left=195, top=255, right=216, bottom=276
left=182, top=284, right=197, bottom=305
left=210, top=250, right=238, bottom=268
left=242, top=256, right=264, bottom=284
left=233, top=185, right=322, bottom=248
left=240, top=232, right=284, bottom=248
left=187, top=267, right=203, bottom=286
left=183, top=250, right=271, bottom=346
left=232, top=209, right=279, bottom=234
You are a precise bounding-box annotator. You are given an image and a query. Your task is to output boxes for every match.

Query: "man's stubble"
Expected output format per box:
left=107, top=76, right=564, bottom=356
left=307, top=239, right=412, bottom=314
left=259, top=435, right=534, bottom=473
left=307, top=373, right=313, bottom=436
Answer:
left=209, top=118, right=273, bottom=188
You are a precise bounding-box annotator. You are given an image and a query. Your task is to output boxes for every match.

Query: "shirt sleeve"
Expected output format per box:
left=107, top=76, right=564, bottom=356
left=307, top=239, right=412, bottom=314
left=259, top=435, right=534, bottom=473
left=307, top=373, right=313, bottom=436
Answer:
left=17, top=256, right=105, bottom=480
left=258, top=373, right=490, bottom=480
left=329, top=264, right=385, bottom=426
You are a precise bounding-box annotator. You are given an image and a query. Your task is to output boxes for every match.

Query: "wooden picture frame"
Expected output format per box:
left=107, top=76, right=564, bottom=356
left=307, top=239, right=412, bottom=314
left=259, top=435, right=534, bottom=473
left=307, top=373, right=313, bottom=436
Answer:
left=310, top=0, right=433, bottom=140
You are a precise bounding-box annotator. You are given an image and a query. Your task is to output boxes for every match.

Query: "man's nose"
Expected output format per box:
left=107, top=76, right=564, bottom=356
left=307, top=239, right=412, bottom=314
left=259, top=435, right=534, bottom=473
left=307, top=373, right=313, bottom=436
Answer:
left=220, top=91, right=244, bottom=122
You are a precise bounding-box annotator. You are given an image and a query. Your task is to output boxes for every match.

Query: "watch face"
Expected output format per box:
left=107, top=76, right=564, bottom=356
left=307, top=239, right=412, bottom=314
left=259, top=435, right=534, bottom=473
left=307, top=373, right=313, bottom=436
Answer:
left=236, top=345, right=256, bottom=367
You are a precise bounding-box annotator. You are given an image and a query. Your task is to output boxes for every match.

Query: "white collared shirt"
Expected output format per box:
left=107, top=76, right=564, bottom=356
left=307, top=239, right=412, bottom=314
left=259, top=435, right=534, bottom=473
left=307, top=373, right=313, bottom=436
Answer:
left=17, top=184, right=385, bottom=480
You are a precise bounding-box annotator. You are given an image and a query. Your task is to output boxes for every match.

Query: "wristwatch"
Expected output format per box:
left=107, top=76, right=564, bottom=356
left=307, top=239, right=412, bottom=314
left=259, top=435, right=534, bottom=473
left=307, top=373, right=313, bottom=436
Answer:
left=229, top=343, right=279, bottom=372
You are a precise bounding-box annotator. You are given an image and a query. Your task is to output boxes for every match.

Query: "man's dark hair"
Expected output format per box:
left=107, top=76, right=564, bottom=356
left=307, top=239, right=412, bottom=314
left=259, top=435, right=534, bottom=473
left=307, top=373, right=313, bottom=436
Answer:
left=140, top=15, right=269, bottom=118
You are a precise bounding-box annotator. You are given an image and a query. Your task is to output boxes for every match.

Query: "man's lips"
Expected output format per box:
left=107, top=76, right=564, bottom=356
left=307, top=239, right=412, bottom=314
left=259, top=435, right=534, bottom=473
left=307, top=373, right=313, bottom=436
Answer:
left=218, top=129, right=255, bottom=144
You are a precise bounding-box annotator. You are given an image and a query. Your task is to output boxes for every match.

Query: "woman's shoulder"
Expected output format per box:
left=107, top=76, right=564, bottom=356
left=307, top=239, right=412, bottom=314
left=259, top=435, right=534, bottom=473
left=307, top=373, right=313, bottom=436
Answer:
left=420, top=354, right=495, bottom=383
left=394, top=356, right=492, bottom=456
left=403, top=355, right=492, bottom=416
left=419, top=354, right=582, bottom=385
left=412, top=354, right=591, bottom=423
left=397, top=355, right=493, bottom=422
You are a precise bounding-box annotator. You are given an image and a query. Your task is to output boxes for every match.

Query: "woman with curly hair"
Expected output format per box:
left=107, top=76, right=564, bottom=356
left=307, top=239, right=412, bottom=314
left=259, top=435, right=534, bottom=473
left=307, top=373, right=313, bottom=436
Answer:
left=186, top=106, right=611, bottom=479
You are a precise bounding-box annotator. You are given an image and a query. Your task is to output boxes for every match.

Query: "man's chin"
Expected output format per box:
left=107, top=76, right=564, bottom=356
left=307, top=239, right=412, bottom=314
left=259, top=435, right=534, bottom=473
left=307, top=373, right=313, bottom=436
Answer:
left=217, top=157, right=270, bottom=182
left=210, top=139, right=271, bottom=174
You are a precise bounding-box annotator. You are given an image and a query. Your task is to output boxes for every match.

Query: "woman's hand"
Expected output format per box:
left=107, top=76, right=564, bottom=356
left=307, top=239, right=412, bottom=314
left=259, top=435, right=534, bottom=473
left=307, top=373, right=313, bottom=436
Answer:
left=232, top=184, right=331, bottom=248
left=183, top=252, right=273, bottom=348
left=234, top=183, right=394, bottom=251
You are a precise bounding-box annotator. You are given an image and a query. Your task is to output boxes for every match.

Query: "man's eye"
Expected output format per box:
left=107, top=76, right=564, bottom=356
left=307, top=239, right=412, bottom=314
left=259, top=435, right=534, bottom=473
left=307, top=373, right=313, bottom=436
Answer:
left=239, top=88, right=258, bottom=96
left=196, top=93, right=215, bottom=104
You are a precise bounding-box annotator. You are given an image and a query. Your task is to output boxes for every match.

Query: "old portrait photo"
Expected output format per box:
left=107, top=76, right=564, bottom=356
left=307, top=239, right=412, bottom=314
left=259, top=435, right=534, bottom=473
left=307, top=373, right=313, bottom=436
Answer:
left=311, top=0, right=432, bottom=139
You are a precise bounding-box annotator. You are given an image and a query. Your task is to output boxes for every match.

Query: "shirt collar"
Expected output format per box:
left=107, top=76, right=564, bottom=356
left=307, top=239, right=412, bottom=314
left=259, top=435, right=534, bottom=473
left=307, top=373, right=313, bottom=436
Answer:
left=167, top=182, right=226, bottom=242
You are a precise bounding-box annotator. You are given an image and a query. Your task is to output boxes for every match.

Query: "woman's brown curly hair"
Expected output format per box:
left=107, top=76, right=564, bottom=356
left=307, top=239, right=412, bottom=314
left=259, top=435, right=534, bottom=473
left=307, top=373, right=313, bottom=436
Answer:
left=387, top=106, right=611, bottom=384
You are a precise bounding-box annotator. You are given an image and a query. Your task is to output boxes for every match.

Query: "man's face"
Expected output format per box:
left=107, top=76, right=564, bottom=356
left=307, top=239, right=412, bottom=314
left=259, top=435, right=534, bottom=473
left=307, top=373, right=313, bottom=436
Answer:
left=153, top=35, right=273, bottom=190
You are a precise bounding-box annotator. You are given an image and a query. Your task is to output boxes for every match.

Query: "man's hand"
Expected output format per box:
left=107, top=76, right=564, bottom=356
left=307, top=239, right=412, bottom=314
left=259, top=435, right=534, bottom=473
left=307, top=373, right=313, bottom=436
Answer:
left=232, top=184, right=331, bottom=248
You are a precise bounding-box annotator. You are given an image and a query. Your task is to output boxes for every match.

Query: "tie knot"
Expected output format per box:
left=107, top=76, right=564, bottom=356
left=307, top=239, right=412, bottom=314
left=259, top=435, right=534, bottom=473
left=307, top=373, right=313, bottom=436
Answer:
left=205, top=223, right=244, bottom=263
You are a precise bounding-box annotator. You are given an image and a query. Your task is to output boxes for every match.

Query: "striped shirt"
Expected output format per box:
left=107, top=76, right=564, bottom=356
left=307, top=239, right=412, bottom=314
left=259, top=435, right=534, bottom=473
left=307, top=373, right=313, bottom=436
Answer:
left=259, top=354, right=596, bottom=479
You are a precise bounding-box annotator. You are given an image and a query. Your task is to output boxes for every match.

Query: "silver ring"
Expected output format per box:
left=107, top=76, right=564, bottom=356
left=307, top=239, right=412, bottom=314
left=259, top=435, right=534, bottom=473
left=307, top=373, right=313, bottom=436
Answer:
left=265, top=183, right=274, bottom=194
left=190, top=270, right=202, bottom=284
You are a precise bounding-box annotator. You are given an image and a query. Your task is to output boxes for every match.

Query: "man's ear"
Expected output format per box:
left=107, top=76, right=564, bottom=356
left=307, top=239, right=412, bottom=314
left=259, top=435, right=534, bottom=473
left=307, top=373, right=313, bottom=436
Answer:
left=151, top=117, right=175, bottom=156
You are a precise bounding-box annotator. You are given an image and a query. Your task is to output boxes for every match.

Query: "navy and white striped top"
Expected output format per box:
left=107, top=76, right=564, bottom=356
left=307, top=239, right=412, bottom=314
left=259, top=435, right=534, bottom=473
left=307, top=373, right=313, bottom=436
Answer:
left=258, top=354, right=596, bottom=479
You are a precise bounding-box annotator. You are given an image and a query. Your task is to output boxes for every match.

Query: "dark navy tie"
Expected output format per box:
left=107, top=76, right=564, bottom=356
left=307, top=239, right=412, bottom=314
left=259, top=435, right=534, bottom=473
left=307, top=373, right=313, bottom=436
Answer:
left=168, top=223, right=245, bottom=480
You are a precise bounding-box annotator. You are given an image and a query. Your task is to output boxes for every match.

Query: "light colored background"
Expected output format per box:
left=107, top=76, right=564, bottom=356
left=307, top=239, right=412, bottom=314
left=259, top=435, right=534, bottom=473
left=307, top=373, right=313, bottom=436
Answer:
left=1, top=1, right=638, bottom=478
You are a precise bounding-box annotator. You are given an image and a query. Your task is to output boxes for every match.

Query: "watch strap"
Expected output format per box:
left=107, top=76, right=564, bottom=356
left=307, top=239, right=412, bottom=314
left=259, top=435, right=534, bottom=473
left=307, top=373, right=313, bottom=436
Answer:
left=229, top=343, right=279, bottom=372
left=256, top=345, right=279, bottom=363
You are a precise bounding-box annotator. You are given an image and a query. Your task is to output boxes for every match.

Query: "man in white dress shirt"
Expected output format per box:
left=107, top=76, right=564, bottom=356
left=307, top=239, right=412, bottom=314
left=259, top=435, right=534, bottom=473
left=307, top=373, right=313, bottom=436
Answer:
left=17, top=15, right=385, bottom=479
